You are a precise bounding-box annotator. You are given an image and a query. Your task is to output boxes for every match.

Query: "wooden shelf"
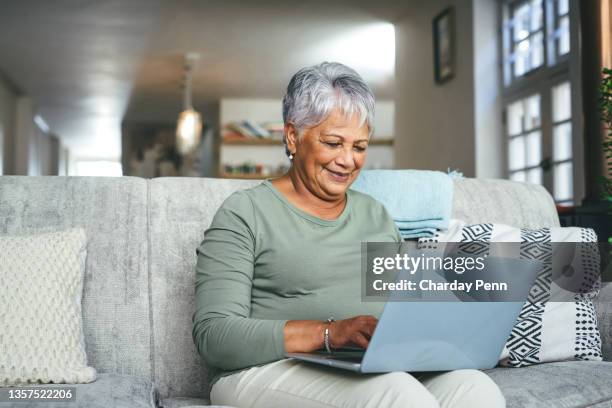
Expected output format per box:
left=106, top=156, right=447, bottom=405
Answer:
left=221, top=137, right=394, bottom=146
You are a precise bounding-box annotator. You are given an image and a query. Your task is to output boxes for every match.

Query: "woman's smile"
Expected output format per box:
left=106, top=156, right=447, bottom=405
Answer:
left=325, top=167, right=350, bottom=183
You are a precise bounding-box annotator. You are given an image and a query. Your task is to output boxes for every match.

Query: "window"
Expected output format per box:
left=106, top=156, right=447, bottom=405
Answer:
left=552, top=81, right=573, bottom=204
left=547, top=0, right=571, bottom=63
left=507, top=94, right=543, bottom=184
left=501, top=0, right=580, bottom=206
left=504, top=0, right=545, bottom=83
left=503, top=0, right=572, bottom=86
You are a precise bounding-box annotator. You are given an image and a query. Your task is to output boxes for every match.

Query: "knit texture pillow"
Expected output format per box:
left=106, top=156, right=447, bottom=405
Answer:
left=0, top=228, right=97, bottom=385
left=418, top=219, right=603, bottom=367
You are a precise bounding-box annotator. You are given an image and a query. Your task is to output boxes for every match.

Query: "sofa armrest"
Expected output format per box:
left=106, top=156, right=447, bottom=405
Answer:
left=595, top=282, right=612, bottom=361
left=452, top=178, right=561, bottom=229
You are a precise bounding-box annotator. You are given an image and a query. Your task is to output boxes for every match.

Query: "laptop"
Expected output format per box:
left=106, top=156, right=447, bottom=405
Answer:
left=286, top=256, right=542, bottom=373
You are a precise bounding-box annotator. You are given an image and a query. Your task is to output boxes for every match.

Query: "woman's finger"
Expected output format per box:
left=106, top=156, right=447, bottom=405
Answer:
left=366, top=318, right=378, bottom=336
left=352, top=332, right=369, bottom=349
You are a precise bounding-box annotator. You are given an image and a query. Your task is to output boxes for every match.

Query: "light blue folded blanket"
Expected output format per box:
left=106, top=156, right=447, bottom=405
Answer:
left=350, top=169, right=454, bottom=239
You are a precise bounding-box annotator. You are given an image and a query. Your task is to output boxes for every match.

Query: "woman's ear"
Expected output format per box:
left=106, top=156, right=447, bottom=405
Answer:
left=284, top=122, right=298, bottom=155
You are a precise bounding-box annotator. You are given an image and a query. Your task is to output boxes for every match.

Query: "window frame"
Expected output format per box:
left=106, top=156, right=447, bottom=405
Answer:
left=507, top=93, right=544, bottom=184
left=505, top=0, right=546, bottom=81
left=499, top=0, right=584, bottom=206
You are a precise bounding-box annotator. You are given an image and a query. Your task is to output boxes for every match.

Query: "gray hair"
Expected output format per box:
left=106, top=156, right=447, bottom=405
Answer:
left=282, top=62, right=376, bottom=157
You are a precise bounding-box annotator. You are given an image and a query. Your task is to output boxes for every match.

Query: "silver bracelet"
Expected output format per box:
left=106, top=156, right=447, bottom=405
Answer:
left=324, top=317, right=335, bottom=354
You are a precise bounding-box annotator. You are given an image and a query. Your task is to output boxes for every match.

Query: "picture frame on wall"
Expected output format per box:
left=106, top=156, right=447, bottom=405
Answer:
left=433, top=7, right=455, bottom=84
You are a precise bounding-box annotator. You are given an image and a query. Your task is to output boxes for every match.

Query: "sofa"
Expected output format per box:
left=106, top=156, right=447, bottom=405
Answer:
left=0, top=175, right=610, bottom=408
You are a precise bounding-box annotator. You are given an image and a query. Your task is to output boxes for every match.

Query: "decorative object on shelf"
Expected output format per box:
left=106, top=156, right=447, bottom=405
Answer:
left=433, top=6, right=455, bottom=84
left=221, top=162, right=289, bottom=179
left=176, top=53, right=203, bottom=155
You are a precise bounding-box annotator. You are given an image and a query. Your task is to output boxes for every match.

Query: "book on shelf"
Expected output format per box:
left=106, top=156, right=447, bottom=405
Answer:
left=226, top=122, right=256, bottom=138
left=225, top=121, right=272, bottom=138
left=262, top=122, right=284, bottom=140
left=242, top=121, right=271, bottom=138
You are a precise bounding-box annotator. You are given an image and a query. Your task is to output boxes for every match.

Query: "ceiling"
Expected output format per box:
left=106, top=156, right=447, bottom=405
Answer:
left=0, top=0, right=412, bottom=160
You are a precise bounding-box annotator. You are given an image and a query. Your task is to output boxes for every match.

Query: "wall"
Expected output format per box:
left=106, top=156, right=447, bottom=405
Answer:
left=14, top=97, right=33, bottom=175
left=12, top=96, right=61, bottom=176
left=0, top=70, right=70, bottom=176
left=31, top=129, right=60, bottom=176
left=0, top=74, right=17, bottom=175
left=394, top=0, right=476, bottom=176
left=58, top=143, right=70, bottom=176
left=199, top=101, right=219, bottom=178
left=473, top=0, right=503, bottom=178
left=603, top=0, right=612, bottom=68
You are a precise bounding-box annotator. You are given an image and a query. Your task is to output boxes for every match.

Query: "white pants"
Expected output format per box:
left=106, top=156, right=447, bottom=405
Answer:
left=210, top=359, right=505, bottom=408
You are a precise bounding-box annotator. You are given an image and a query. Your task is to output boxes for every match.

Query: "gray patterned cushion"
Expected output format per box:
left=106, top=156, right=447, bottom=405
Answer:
left=419, top=221, right=603, bottom=366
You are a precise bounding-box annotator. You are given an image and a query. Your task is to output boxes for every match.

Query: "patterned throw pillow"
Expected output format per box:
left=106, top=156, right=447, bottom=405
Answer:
left=0, top=228, right=97, bottom=385
left=418, top=220, right=603, bottom=366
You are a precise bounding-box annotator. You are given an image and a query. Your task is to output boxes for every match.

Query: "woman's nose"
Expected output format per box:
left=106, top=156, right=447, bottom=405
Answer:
left=335, top=147, right=355, bottom=168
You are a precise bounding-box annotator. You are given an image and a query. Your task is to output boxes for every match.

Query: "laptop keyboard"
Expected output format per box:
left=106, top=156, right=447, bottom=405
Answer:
left=324, top=355, right=364, bottom=363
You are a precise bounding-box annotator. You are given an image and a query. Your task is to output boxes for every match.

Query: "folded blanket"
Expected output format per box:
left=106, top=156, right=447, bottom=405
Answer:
left=350, top=169, right=454, bottom=239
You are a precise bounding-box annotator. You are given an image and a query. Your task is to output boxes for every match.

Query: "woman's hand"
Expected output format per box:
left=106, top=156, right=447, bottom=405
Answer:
left=283, top=315, right=378, bottom=353
left=328, top=315, right=378, bottom=350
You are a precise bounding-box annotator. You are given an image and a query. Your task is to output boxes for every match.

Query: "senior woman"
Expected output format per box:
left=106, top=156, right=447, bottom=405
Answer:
left=193, top=62, right=505, bottom=408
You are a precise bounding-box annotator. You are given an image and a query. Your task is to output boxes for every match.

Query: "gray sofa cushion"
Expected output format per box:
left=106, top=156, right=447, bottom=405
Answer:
left=0, top=373, right=156, bottom=408
left=486, top=361, right=612, bottom=408
left=160, top=397, right=233, bottom=408
left=148, top=177, right=258, bottom=399
left=0, top=176, right=152, bottom=379
left=159, top=397, right=210, bottom=408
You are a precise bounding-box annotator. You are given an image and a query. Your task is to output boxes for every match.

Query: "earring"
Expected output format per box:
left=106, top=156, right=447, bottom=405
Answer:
left=289, top=153, right=294, bottom=160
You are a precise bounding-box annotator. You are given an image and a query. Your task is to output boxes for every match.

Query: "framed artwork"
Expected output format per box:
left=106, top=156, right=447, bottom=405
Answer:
left=433, top=7, right=455, bottom=84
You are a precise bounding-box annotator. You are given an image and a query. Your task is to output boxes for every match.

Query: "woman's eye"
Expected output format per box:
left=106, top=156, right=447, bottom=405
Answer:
left=323, top=142, right=366, bottom=152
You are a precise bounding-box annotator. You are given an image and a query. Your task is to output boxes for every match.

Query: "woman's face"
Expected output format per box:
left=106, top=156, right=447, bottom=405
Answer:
left=286, top=108, right=369, bottom=201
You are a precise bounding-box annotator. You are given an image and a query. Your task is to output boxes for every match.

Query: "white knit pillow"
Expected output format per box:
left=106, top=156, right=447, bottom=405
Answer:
left=0, top=228, right=97, bottom=385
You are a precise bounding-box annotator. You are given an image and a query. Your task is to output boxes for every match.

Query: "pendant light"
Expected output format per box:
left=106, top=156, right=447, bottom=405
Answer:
left=176, top=53, right=202, bottom=155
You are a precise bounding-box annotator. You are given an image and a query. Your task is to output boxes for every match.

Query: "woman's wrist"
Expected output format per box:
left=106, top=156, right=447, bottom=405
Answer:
left=323, top=318, right=335, bottom=353
left=284, top=319, right=329, bottom=353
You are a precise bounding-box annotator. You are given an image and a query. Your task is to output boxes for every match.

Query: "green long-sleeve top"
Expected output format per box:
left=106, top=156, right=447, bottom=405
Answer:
left=192, top=179, right=402, bottom=387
